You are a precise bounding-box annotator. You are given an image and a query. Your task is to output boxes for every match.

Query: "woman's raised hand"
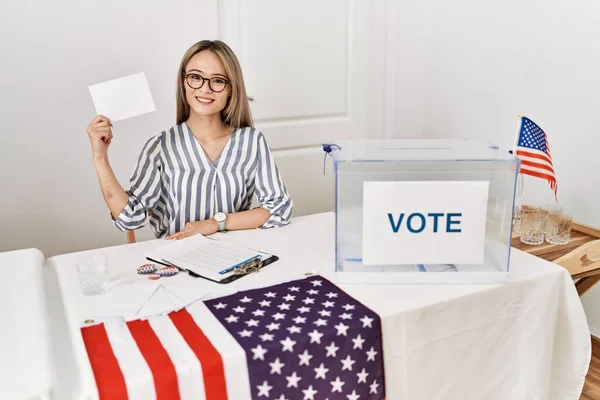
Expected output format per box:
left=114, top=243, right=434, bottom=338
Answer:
left=86, top=115, right=113, bottom=159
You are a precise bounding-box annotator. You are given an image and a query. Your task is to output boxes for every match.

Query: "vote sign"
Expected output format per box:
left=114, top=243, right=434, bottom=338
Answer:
left=362, top=181, right=489, bottom=265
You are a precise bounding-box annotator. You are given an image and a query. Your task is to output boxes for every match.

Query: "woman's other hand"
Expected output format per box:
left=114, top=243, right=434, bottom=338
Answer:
left=86, top=115, right=113, bottom=159
left=164, top=219, right=219, bottom=240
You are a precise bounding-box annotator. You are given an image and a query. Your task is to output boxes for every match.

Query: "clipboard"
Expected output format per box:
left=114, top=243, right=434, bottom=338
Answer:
left=146, top=250, right=279, bottom=284
left=144, top=235, right=278, bottom=284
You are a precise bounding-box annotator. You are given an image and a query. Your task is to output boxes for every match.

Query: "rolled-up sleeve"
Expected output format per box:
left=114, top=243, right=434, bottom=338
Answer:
left=254, top=132, right=293, bottom=228
left=113, top=134, right=163, bottom=232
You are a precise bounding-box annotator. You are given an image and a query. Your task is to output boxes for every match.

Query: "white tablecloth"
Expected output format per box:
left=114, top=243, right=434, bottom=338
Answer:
left=45, top=212, right=591, bottom=400
left=0, top=249, right=53, bottom=400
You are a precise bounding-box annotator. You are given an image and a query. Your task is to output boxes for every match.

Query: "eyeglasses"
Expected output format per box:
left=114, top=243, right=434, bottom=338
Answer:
left=185, top=73, right=230, bottom=93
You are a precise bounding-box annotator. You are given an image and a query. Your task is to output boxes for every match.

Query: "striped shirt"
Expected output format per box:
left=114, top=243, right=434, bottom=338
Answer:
left=113, top=123, right=293, bottom=238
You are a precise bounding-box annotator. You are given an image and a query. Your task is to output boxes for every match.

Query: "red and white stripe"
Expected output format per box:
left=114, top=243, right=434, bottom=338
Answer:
left=516, top=143, right=557, bottom=198
left=81, top=302, right=253, bottom=400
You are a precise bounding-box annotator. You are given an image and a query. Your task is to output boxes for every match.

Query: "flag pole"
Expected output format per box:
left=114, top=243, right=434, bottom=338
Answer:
left=513, top=115, right=523, bottom=154
left=513, top=115, right=524, bottom=207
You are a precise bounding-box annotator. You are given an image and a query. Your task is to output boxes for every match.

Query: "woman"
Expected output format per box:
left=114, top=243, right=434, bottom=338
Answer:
left=86, top=40, right=293, bottom=240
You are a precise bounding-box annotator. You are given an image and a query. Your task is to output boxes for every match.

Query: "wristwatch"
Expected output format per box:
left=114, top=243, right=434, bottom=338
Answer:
left=214, top=212, right=227, bottom=232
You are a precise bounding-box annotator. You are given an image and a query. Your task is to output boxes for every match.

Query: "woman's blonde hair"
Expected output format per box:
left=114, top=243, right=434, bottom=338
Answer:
left=176, top=40, right=254, bottom=128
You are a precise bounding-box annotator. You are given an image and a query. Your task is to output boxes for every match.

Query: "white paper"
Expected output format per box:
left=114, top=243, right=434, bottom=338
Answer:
left=133, top=286, right=179, bottom=320
left=362, top=181, right=490, bottom=265
left=88, top=72, right=156, bottom=122
left=86, top=283, right=161, bottom=320
left=161, top=283, right=211, bottom=308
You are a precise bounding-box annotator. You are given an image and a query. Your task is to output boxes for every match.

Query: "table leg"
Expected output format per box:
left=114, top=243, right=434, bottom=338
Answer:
left=576, top=275, right=600, bottom=296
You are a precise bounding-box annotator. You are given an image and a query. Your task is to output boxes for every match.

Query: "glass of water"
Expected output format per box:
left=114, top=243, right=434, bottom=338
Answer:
left=545, top=211, right=573, bottom=245
left=520, top=209, right=547, bottom=245
left=76, top=254, right=110, bottom=295
left=513, top=204, right=539, bottom=233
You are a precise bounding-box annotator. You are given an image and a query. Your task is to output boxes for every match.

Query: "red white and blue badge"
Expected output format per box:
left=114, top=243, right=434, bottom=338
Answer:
left=158, top=266, right=179, bottom=277
left=137, top=263, right=157, bottom=275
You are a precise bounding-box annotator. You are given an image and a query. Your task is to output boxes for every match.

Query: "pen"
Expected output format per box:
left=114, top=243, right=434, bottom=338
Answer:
left=160, top=258, right=202, bottom=278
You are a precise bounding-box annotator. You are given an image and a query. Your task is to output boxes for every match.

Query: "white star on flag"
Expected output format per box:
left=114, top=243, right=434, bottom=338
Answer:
left=251, top=344, right=268, bottom=360
left=341, top=355, right=356, bottom=371
left=370, top=380, right=380, bottom=394
left=357, top=368, right=369, bottom=383
left=266, top=322, right=280, bottom=331
left=293, top=316, right=307, bottom=324
left=225, top=315, right=238, bottom=323
left=298, top=350, right=313, bottom=366
left=302, top=385, right=318, bottom=399
left=330, top=377, right=345, bottom=392
left=308, top=329, right=324, bottom=344
left=269, top=358, right=285, bottom=374
left=280, top=337, right=296, bottom=352
left=287, top=325, right=302, bottom=334
left=334, top=322, right=349, bottom=336
left=286, top=372, right=301, bottom=388
left=260, top=333, right=274, bottom=342
left=325, top=342, right=340, bottom=357
left=257, top=381, right=272, bottom=397
left=273, top=313, right=286, bottom=320
left=360, top=315, right=374, bottom=328
left=314, top=363, right=329, bottom=379
left=366, top=347, right=378, bottom=361
left=352, top=334, right=365, bottom=349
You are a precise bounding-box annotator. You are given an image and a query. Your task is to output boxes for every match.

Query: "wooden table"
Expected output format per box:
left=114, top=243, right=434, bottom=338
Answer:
left=512, top=222, right=600, bottom=296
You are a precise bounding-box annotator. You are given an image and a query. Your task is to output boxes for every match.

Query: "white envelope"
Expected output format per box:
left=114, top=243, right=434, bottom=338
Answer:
left=86, top=282, right=161, bottom=320
left=88, top=72, right=156, bottom=122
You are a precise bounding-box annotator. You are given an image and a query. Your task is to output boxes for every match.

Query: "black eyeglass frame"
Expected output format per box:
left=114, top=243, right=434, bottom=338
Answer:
left=184, top=73, right=230, bottom=93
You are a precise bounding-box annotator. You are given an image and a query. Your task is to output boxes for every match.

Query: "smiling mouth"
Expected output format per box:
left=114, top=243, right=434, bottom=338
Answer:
left=196, top=97, right=214, bottom=104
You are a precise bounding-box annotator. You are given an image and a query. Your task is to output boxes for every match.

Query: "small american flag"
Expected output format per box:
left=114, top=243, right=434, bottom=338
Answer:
left=515, top=116, right=558, bottom=199
left=81, top=275, right=386, bottom=400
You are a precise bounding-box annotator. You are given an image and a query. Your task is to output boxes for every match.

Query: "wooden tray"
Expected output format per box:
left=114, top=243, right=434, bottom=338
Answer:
left=512, top=222, right=600, bottom=296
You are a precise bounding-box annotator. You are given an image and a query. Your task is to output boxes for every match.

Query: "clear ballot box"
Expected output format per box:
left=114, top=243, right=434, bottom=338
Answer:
left=325, top=139, right=519, bottom=283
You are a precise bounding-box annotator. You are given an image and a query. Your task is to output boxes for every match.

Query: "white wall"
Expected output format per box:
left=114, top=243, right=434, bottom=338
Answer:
left=409, top=0, right=600, bottom=333
left=0, top=0, right=222, bottom=257
left=0, top=0, right=376, bottom=258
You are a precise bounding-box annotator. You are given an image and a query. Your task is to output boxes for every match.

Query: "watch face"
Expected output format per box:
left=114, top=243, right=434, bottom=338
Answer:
left=214, top=212, right=226, bottom=223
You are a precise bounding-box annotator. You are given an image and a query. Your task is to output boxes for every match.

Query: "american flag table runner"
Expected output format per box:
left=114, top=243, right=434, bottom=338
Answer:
left=81, top=275, right=386, bottom=400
